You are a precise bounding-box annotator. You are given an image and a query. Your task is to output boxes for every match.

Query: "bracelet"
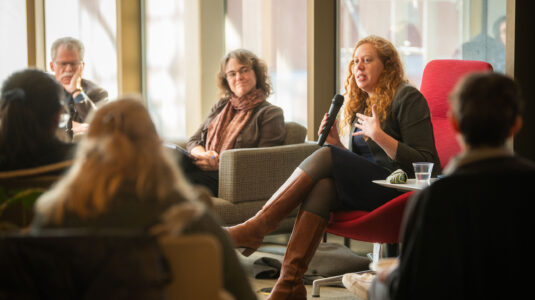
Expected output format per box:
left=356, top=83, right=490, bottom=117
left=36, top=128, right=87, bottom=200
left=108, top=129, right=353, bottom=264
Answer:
left=72, top=88, right=82, bottom=95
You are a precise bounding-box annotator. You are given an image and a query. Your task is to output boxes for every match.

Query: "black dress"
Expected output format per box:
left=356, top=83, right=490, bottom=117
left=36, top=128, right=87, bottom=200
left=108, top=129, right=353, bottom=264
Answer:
left=329, top=84, right=440, bottom=211
left=329, top=134, right=401, bottom=211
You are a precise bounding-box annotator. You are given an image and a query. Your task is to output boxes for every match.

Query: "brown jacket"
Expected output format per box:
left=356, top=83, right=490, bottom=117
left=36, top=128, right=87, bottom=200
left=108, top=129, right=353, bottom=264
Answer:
left=186, top=98, right=286, bottom=152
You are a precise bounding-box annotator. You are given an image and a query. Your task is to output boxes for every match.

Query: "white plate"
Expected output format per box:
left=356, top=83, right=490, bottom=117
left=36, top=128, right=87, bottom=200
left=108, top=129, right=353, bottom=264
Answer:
left=372, top=178, right=438, bottom=191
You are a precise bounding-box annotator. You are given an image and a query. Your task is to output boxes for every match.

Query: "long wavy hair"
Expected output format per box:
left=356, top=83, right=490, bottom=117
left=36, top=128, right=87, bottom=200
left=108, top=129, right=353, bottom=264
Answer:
left=216, top=49, right=272, bottom=99
left=36, top=97, right=194, bottom=224
left=341, top=36, right=407, bottom=131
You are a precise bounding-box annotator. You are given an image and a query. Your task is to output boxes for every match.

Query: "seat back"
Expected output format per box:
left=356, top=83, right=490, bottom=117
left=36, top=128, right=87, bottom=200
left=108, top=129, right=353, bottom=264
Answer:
left=420, top=59, right=493, bottom=168
left=0, top=161, right=73, bottom=228
left=0, top=160, right=72, bottom=183
left=283, top=121, right=307, bottom=145
left=0, top=231, right=223, bottom=300
left=168, top=121, right=306, bottom=148
left=0, top=230, right=170, bottom=299
left=159, top=234, right=222, bottom=300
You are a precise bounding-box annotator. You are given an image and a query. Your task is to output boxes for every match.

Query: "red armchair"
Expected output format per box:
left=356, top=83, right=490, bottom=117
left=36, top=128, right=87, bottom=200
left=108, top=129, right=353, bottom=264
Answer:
left=311, top=59, right=492, bottom=297
left=422, top=59, right=494, bottom=167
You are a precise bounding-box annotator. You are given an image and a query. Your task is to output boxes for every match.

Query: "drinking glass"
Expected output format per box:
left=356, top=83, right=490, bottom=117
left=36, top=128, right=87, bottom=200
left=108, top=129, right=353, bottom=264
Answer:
left=412, top=162, right=434, bottom=185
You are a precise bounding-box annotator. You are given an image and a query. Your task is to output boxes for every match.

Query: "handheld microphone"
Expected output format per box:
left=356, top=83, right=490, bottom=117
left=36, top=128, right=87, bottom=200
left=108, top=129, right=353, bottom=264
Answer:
left=317, top=94, right=344, bottom=146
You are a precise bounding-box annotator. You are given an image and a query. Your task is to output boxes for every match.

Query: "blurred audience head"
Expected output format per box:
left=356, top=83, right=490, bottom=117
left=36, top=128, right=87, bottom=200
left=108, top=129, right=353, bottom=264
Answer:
left=217, top=49, right=272, bottom=98
left=36, top=97, right=192, bottom=222
left=0, top=68, right=64, bottom=166
left=449, top=72, right=523, bottom=148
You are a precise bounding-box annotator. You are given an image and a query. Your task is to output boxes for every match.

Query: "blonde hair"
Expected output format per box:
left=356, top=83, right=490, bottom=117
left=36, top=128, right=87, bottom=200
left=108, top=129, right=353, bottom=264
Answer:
left=36, top=97, right=194, bottom=224
left=341, top=35, right=406, bottom=131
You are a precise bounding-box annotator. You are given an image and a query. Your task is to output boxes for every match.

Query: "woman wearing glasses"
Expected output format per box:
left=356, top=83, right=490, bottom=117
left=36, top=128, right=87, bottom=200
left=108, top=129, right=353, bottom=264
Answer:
left=184, top=49, right=286, bottom=196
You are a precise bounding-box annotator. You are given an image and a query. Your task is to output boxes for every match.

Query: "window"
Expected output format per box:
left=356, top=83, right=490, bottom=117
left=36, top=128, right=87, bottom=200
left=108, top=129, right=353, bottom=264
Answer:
left=144, top=0, right=186, bottom=141
left=0, top=1, right=27, bottom=81
left=226, top=0, right=307, bottom=126
left=45, top=0, right=117, bottom=99
left=339, top=0, right=506, bottom=92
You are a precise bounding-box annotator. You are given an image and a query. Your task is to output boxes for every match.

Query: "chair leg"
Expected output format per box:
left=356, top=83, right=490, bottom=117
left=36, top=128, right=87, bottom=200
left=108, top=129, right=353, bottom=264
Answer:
left=312, top=243, right=382, bottom=297
left=311, top=242, right=399, bottom=297
left=311, top=275, right=344, bottom=297
left=372, top=243, right=381, bottom=263
left=311, top=270, right=372, bottom=297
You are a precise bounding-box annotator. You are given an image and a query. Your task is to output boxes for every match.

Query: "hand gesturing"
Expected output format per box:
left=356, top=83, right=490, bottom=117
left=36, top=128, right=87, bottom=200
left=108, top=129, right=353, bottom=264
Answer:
left=353, top=104, right=382, bottom=141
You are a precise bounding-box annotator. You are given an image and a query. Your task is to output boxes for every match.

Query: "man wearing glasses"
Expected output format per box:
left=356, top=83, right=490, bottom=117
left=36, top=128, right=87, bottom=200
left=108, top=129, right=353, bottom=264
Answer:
left=49, top=37, right=108, bottom=139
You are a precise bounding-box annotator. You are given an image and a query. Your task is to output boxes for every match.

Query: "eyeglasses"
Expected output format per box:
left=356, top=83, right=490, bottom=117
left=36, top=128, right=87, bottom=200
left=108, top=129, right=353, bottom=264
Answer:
left=225, top=67, right=252, bottom=80
left=54, top=61, right=82, bottom=69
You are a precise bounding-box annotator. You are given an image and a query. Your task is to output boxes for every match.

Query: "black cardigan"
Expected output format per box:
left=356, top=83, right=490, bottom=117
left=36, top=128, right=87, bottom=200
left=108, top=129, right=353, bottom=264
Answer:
left=348, top=83, right=441, bottom=176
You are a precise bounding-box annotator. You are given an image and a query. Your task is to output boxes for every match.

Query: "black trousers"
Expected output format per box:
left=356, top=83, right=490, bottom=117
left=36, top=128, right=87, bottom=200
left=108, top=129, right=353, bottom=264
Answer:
left=174, top=148, right=219, bottom=197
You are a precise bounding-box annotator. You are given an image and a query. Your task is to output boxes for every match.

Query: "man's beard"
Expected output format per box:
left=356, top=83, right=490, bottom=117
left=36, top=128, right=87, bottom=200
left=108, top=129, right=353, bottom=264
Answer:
left=60, top=72, right=74, bottom=83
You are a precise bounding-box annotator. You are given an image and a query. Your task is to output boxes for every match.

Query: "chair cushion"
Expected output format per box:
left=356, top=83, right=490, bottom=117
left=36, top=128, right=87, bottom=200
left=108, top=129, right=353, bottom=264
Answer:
left=329, top=210, right=368, bottom=223
left=326, top=192, right=414, bottom=244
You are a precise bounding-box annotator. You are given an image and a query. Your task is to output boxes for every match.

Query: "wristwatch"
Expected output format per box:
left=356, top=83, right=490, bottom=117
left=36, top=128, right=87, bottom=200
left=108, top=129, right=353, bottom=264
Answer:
left=73, top=88, right=88, bottom=103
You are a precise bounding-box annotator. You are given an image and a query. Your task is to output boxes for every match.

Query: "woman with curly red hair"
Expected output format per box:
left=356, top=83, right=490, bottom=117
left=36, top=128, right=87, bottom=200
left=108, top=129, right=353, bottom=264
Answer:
left=226, top=35, right=441, bottom=300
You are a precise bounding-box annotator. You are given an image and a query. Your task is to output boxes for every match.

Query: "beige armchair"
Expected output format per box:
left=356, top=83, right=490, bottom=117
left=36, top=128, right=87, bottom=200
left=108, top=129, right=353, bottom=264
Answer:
left=173, top=122, right=319, bottom=234
left=212, top=122, right=319, bottom=234
left=159, top=234, right=228, bottom=300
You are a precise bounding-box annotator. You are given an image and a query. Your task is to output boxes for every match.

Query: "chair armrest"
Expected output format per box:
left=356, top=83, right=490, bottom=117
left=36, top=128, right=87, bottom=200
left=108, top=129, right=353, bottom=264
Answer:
left=166, top=139, right=187, bottom=149
left=159, top=234, right=222, bottom=300
left=218, top=143, right=319, bottom=203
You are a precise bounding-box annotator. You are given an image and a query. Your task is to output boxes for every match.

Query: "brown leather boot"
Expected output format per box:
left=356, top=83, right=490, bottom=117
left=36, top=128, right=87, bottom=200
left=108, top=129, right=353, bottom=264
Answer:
left=267, top=210, right=327, bottom=300
left=226, top=168, right=314, bottom=256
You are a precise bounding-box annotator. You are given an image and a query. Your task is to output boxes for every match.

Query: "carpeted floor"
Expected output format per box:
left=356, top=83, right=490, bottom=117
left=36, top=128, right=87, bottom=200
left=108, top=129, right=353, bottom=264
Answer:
left=238, top=233, right=374, bottom=300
